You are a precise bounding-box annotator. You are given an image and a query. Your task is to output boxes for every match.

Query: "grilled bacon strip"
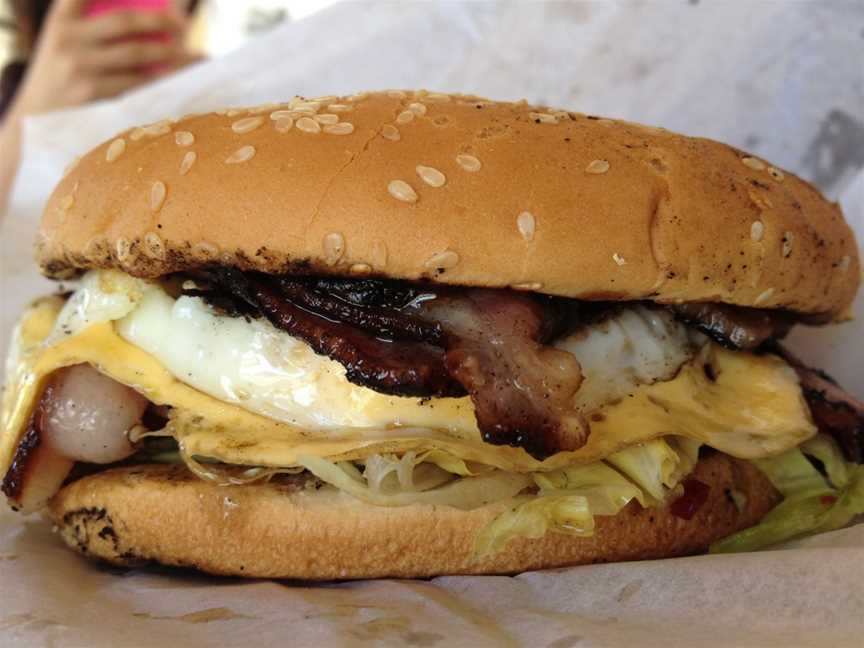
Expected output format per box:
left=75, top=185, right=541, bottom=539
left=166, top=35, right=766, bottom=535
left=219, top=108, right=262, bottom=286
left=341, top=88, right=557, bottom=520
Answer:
left=766, top=344, right=864, bottom=463
left=672, top=302, right=795, bottom=350
left=208, top=270, right=585, bottom=458
left=214, top=269, right=465, bottom=397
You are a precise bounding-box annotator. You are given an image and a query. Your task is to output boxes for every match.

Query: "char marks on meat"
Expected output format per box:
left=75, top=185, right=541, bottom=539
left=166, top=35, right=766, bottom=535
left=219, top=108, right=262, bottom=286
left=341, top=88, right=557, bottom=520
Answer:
left=1, top=384, right=51, bottom=499
left=206, top=269, right=585, bottom=458
left=212, top=269, right=462, bottom=398
left=421, top=289, right=586, bottom=458
left=767, top=343, right=864, bottom=463
left=673, top=302, right=794, bottom=350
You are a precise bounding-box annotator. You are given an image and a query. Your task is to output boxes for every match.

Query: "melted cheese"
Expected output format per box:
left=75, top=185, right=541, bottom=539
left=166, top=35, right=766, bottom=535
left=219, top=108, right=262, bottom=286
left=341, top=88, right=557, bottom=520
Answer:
left=1, top=295, right=816, bottom=477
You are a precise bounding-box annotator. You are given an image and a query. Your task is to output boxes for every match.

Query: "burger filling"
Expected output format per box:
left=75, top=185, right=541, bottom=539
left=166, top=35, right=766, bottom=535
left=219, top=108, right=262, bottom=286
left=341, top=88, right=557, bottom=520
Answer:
left=2, top=270, right=863, bottom=556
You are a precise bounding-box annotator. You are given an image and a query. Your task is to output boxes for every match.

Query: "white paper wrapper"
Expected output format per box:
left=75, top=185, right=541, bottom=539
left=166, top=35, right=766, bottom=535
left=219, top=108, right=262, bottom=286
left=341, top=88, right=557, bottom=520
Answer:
left=1, top=2, right=863, bottom=645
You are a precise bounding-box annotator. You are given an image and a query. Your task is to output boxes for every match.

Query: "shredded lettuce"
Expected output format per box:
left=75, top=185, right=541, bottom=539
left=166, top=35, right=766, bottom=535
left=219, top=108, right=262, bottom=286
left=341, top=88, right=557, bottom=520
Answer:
left=473, top=438, right=699, bottom=558
left=361, top=449, right=490, bottom=495
left=296, top=454, right=531, bottom=509
left=800, top=434, right=849, bottom=489
left=474, top=494, right=595, bottom=557
left=605, top=438, right=688, bottom=502
left=711, top=435, right=864, bottom=554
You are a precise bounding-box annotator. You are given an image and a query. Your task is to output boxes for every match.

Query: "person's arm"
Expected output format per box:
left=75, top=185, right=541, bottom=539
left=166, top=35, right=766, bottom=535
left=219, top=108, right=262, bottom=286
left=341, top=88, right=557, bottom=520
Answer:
left=0, top=0, right=190, bottom=212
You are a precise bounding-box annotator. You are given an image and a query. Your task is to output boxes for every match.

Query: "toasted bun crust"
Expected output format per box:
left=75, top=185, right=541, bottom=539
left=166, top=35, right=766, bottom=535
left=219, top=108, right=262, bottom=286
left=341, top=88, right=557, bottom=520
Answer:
left=49, top=453, right=779, bottom=579
left=37, top=91, right=859, bottom=316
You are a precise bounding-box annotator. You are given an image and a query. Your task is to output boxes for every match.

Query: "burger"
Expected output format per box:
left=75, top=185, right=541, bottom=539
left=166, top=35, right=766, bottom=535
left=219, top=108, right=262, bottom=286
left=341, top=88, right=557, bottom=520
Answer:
left=1, top=91, right=862, bottom=580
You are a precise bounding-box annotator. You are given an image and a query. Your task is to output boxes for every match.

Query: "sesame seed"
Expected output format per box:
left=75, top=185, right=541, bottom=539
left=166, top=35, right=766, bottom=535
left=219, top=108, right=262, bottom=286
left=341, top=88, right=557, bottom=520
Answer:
left=314, top=114, right=340, bottom=125
left=838, top=255, right=851, bottom=272
left=269, top=110, right=295, bottom=121
left=150, top=181, right=166, bottom=212
left=226, top=145, right=256, bottom=164
left=231, top=116, right=263, bottom=134
left=226, top=108, right=244, bottom=117
left=387, top=90, right=407, bottom=99
left=388, top=180, right=418, bottom=203
left=529, top=112, right=558, bottom=124
left=382, top=125, right=401, bottom=141
left=293, top=101, right=321, bottom=113
left=517, top=211, right=536, bottom=242
left=60, top=194, right=74, bottom=211
left=247, top=102, right=280, bottom=115
left=768, top=166, right=785, bottom=181
left=323, top=233, right=345, bottom=265
left=612, top=253, right=627, bottom=266
left=782, top=231, right=794, bottom=258
left=106, top=138, right=126, bottom=162
left=328, top=104, right=352, bottom=113
left=141, top=120, right=171, bottom=137
left=586, top=159, right=610, bottom=174
left=313, top=95, right=337, bottom=103
left=350, top=263, right=372, bottom=275
left=192, top=241, right=219, bottom=258
left=754, top=288, right=775, bottom=305
left=144, top=232, right=165, bottom=260
left=748, top=189, right=773, bottom=210
left=425, top=93, right=451, bottom=103
left=84, top=237, right=105, bottom=260
left=396, top=110, right=415, bottom=124
left=296, top=117, right=322, bottom=134
left=408, top=102, right=427, bottom=116
left=511, top=282, right=542, bottom=291
left=115, top=238, right=132, bottom=262
left=274, top=117, right=294, bottom=133
left=179, top=151, right=197, bottom=175
left=742, top=156, right=766, bottom=171
left=129, top=127, right=146, bottom=141
left=416, top=165, right=446, bottom=188
left=456, top=154, right=481, bottom=172
left=552, top=111, right=571, bottom=121
left=424, top=250, right=459, bottom=269
left=175, top=131, right=195, bottom=147
left=750, top=220, right=764, bottom=242
left=323, top=122, right=354, bottom=135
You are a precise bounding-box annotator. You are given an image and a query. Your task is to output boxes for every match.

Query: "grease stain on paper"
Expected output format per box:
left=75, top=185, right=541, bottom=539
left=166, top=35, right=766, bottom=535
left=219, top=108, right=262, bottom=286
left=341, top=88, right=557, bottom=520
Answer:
left=615, top=578, right=644, bottom=603
left=132, top=607, right=255, bottom=624
left=0, top=613, right=64, bottom=631
left=547, top=635, right=584, bottom=648
left=346, top=616, right=444, bottom=645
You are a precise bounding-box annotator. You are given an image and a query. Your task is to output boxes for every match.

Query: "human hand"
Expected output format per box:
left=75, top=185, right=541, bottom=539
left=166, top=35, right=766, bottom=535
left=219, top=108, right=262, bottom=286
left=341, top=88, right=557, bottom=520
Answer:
left=12, top=0, right=192, bottom=116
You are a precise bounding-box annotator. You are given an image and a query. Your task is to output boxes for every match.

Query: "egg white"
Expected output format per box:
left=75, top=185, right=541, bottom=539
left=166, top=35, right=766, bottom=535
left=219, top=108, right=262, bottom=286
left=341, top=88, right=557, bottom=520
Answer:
left=50, top=271, right=700, bottom=431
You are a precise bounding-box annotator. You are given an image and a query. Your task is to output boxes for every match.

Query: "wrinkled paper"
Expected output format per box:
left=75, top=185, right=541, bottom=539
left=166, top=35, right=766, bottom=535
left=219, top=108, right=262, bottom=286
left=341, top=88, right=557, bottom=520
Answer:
left=1, top=2, right=863, bottom=646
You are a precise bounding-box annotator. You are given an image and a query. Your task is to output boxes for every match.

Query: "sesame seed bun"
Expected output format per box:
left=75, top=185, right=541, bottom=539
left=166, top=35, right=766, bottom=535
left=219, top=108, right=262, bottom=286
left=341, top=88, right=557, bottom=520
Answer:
left=49, top=453, right=779, bottom=579
left=37, top=90, right=858, bottom=316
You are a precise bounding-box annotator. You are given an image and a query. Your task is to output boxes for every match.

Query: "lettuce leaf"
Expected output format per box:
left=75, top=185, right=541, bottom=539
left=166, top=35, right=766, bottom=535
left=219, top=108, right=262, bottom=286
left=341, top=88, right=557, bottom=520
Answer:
left=474, top=494, right=594, bottom=558
left=606, top=438, right=686, bottom=502
left=473, top=438, right=699, bottom=558
left=800, top=434, right=849, bottom=489
left=711, top=435, right=864, bottom=554
left=296, top=454, right=531, bottom=509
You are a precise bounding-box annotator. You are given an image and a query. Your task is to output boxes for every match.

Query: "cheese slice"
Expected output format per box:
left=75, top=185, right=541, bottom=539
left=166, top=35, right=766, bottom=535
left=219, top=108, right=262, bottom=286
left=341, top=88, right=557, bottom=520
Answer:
left=1, top=296, right=816, bottom=477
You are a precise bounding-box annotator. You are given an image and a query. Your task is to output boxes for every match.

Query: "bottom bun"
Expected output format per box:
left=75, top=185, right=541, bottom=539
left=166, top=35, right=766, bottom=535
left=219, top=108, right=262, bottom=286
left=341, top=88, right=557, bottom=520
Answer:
left=48, top=453, right=780, bottom=579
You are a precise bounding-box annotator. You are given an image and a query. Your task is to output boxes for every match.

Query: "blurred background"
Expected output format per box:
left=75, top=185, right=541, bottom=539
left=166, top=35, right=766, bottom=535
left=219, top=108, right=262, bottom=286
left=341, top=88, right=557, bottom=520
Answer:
left=0, top=0, right=862, bottom=381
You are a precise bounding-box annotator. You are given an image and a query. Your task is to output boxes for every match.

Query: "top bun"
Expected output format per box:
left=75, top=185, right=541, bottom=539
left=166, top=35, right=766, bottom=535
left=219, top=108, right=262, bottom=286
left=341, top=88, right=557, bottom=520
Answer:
left=37, top=90, right=859, bottom=316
